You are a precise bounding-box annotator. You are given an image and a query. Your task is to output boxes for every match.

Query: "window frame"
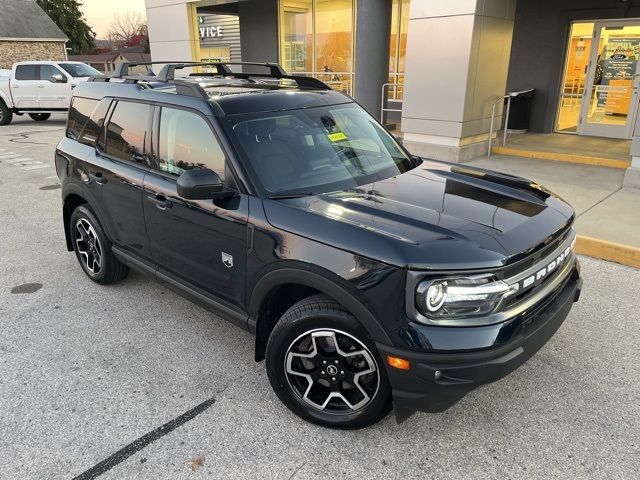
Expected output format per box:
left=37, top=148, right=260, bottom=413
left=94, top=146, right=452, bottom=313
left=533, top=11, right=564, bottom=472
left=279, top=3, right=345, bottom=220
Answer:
left=220, top=102, right=415, bottom=198
left=14, top=64, right=40, bottom=81
left=151, top=104, right=230, bottom=183
left=98, top=98, right=155, bottom=170
left=66, top=96, right=100, bottom=141
left=78, top=97, right=113, bottom=146
left=93, top=98, right=251, bottom=195
left=39, top=64, right=66, bottom=82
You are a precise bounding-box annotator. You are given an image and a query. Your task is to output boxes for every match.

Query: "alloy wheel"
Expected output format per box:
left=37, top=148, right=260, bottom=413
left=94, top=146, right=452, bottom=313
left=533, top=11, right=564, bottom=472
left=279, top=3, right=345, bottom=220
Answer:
left=284, top=329, right=380, bottom=413
left=75, top=218, right=103, bottom=274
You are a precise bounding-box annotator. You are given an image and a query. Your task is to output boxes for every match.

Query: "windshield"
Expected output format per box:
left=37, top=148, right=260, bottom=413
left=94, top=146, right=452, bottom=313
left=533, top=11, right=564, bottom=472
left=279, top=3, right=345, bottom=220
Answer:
left=222, top=104, right=414, bottom=196
left=59, top=63, right=102, bottom=78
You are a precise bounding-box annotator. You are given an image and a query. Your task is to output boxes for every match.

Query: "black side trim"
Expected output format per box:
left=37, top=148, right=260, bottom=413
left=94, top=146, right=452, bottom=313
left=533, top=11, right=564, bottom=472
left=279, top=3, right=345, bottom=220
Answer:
left=14, top=108, right=67, bottom=112
left=112, top=246, right=157, bottom=275
left=112, top=247, right=250, bottom=332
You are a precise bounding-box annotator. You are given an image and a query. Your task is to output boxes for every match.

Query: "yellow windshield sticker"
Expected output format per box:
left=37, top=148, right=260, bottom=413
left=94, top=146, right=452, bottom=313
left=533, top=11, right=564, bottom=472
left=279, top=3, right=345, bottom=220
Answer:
left=327, top=132, right=347, bottom=142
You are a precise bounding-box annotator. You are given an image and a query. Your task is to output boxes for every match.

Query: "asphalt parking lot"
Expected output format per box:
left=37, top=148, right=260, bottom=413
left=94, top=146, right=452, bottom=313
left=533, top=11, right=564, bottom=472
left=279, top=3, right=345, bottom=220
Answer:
left=0, top=114, right=639, bottom=479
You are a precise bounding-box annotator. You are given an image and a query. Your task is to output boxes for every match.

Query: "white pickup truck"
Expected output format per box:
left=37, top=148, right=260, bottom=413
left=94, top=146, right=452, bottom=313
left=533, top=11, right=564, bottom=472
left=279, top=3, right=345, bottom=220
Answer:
left=0, top=61, right=102, bottom=126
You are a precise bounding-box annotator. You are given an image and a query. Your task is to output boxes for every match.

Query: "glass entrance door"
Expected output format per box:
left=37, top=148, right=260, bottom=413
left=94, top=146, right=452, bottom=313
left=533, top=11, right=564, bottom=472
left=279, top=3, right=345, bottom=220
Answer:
left=578, top=21, right=640, bottom=138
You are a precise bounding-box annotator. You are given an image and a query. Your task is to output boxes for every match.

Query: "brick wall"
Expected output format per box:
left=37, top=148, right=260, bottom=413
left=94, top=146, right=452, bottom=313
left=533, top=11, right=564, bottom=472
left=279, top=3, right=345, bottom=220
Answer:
left=0, top=40, right=66, bottom=69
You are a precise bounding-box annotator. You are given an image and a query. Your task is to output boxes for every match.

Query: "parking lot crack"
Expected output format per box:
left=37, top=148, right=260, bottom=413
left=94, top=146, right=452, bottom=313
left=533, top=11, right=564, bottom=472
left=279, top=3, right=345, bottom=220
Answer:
left=71, top=369, right=258, bottom=479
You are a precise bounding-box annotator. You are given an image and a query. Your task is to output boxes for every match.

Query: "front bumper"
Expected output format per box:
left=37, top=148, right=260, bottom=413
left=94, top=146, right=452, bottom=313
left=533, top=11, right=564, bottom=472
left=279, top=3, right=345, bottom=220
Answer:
left=377, top=262, right=582, bottom=420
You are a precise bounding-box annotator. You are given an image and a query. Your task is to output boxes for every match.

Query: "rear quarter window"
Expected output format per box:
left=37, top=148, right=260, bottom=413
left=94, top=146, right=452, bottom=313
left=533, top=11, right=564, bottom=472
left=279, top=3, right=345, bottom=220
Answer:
left=79, top=98, right=112, bottom=146
left=15, top=65, right=38, bottom=80
left=66, top=97, right=99, bottom=141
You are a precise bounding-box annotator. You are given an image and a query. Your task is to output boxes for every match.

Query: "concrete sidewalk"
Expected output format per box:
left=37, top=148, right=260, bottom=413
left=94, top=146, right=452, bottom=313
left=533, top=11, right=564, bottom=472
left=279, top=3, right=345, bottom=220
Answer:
left=465, top=155, right=640, bottom=267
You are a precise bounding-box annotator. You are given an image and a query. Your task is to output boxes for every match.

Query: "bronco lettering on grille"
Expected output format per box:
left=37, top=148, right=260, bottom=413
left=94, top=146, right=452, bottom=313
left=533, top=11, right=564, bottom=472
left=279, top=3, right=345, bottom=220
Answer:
left=520, top=247, right=572, bottom=290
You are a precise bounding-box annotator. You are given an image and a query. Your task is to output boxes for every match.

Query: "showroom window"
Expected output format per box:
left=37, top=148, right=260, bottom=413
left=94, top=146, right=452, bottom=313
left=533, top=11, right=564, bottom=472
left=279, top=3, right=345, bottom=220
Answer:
left=555, top=22, right=594, bottom=133
left=388, top=0, right=410, bottom=101
left=279, top=0, right=354, bottom=94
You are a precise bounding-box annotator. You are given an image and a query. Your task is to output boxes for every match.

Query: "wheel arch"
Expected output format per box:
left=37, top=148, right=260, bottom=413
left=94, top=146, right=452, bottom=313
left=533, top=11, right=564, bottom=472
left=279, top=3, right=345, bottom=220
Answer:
left=62, top=187, right=87, bottom=251
left=0, top=90, right=12, bottom=108
left=250, top=268, right=392, bottom=362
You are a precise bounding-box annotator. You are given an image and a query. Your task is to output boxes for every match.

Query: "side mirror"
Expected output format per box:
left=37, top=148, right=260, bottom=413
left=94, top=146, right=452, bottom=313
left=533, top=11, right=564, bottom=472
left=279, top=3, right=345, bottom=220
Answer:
left=51, top=73, right=67, bottom=83
left=177, top=169, right=231, bottom=200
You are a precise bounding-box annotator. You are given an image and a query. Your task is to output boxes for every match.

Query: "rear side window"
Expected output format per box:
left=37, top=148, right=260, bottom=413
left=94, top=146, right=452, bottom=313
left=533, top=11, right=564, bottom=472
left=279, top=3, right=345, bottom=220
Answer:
left=79, top=98, right=111, bottom=146
left=15, top=65, right=38, bottom=80
left=66, top=97, right=99, bottom=140
left=105, top=101, right=153, bottom=166
left=157, top=107, right=225, bottom=179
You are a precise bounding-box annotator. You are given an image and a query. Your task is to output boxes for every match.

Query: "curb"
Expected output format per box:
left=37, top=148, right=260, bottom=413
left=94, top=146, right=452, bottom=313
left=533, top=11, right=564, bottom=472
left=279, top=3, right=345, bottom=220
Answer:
left=575, top=235, right=640, bottom=268
left=491, top=146, right=630, bottom=170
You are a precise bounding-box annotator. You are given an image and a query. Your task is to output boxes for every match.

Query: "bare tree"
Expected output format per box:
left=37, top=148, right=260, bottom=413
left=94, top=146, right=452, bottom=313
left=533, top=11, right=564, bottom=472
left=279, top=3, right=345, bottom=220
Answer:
left=108, top=11, right=147, bottom=47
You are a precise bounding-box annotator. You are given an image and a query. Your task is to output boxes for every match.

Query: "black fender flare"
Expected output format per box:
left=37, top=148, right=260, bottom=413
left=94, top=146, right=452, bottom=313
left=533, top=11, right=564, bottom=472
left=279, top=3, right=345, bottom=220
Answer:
left=62, top=183, right=110, bottom=250
left=249, top=268, right=393, bottom=345
left=62, top=183, right=84, bottom=251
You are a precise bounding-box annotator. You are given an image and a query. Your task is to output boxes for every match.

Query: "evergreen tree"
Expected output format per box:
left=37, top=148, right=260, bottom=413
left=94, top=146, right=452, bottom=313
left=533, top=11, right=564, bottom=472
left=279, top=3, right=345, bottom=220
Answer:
left=36, top=0, right=96, bottom=55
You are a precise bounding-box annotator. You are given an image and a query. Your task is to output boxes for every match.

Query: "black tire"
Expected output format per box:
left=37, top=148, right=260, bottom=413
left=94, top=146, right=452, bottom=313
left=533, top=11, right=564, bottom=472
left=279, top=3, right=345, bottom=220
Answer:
left=29, top=113, right=51, bottom=122
left=266, top=294, right=392, bottom=429
left=70, top=205, right=129, bottom=285
left=0, top=99, right=12, bottom=126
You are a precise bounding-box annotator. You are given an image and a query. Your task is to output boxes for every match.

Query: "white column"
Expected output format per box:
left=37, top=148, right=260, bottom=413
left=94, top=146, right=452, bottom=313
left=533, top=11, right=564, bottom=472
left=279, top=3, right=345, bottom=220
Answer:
left=145, top=0, right=201, bottom=66
left=401, top=0, right=516, bottom=162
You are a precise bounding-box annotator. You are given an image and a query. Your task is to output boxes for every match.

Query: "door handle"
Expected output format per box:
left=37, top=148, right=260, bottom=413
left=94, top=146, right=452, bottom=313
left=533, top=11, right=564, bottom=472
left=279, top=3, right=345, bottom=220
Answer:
left=88, top=171, right=107, bottom=185
left=147, top=193, right=173, bottom=210
left=37, top=85, right=45, bottom=89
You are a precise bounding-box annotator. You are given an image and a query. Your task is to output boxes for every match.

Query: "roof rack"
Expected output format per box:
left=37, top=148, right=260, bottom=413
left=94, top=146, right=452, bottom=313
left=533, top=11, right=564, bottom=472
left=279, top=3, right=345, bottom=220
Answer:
left=156, top=61, right=331, bottom=90
left=110, top=60, right=183, bottom=78
left=86, top=60, right=331, bottom=99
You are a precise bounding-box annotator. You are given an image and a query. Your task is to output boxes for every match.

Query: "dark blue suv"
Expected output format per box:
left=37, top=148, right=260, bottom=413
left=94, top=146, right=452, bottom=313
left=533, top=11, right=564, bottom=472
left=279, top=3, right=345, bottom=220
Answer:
left=56, top=61, right=582, bottom=429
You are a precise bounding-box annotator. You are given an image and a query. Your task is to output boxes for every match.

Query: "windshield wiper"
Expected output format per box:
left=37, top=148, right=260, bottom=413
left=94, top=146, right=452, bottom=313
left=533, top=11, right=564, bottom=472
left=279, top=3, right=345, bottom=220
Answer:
left=268, top=192, right=315, bottom=200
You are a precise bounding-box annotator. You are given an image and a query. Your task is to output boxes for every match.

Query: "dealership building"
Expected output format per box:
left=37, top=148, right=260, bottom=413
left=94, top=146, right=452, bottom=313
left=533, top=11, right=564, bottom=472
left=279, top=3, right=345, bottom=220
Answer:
left=145, top=0, right=640, bottom=183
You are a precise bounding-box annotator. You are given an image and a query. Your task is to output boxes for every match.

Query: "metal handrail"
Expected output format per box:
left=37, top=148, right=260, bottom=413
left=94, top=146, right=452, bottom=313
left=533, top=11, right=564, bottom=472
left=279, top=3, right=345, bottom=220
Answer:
left=488, top=94, right=510, bottom=156
left=381, top=82, right=403, bottom=124
left=488, top=89, right=534, bottom=156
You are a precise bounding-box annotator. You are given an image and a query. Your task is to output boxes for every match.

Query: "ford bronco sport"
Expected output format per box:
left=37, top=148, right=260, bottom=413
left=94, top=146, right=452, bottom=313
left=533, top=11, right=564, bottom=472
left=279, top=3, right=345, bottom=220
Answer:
left=56, top=61, right=582, bottom=429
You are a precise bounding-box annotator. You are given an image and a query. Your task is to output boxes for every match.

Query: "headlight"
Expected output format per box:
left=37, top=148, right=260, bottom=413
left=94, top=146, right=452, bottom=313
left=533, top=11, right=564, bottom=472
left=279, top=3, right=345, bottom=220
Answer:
left=416, top=275, right=518, bottom=320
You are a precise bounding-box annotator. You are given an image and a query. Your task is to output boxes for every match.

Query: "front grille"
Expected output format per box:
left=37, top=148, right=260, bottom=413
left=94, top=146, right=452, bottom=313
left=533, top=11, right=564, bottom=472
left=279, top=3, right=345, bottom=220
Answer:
left=502, top=231, right=575, bottom=311
left=502, top=225, right=573, bottom=279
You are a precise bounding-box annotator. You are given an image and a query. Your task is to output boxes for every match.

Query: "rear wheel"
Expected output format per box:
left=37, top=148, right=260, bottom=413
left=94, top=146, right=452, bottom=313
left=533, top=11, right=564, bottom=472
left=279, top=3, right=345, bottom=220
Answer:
left=29, top=113, right=51, bottom=122
left=70, top=205, right=129, bottom=284
left=0, top=100, right=12, bottom=126
left=266, top=294, right=391, bottom=429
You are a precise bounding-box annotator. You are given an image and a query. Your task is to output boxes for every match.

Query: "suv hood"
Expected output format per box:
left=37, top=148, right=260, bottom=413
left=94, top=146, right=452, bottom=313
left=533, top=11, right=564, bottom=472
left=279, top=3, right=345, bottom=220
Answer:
left=262, top=160, right=575, bottom=270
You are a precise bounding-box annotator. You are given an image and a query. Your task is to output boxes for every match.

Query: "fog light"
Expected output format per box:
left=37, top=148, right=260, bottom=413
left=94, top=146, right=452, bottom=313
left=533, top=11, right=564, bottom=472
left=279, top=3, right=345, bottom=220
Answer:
left=387, top=355, right=411, bottom=370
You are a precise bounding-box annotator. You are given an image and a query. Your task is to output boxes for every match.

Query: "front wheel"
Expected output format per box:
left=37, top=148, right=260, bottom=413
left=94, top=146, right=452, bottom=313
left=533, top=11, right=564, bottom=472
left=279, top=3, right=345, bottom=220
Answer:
left=265, top=294, right=391, bottom=429
left=29, top=113, right=51, bottom=122
left=0, top=100, right=12, bottom=125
